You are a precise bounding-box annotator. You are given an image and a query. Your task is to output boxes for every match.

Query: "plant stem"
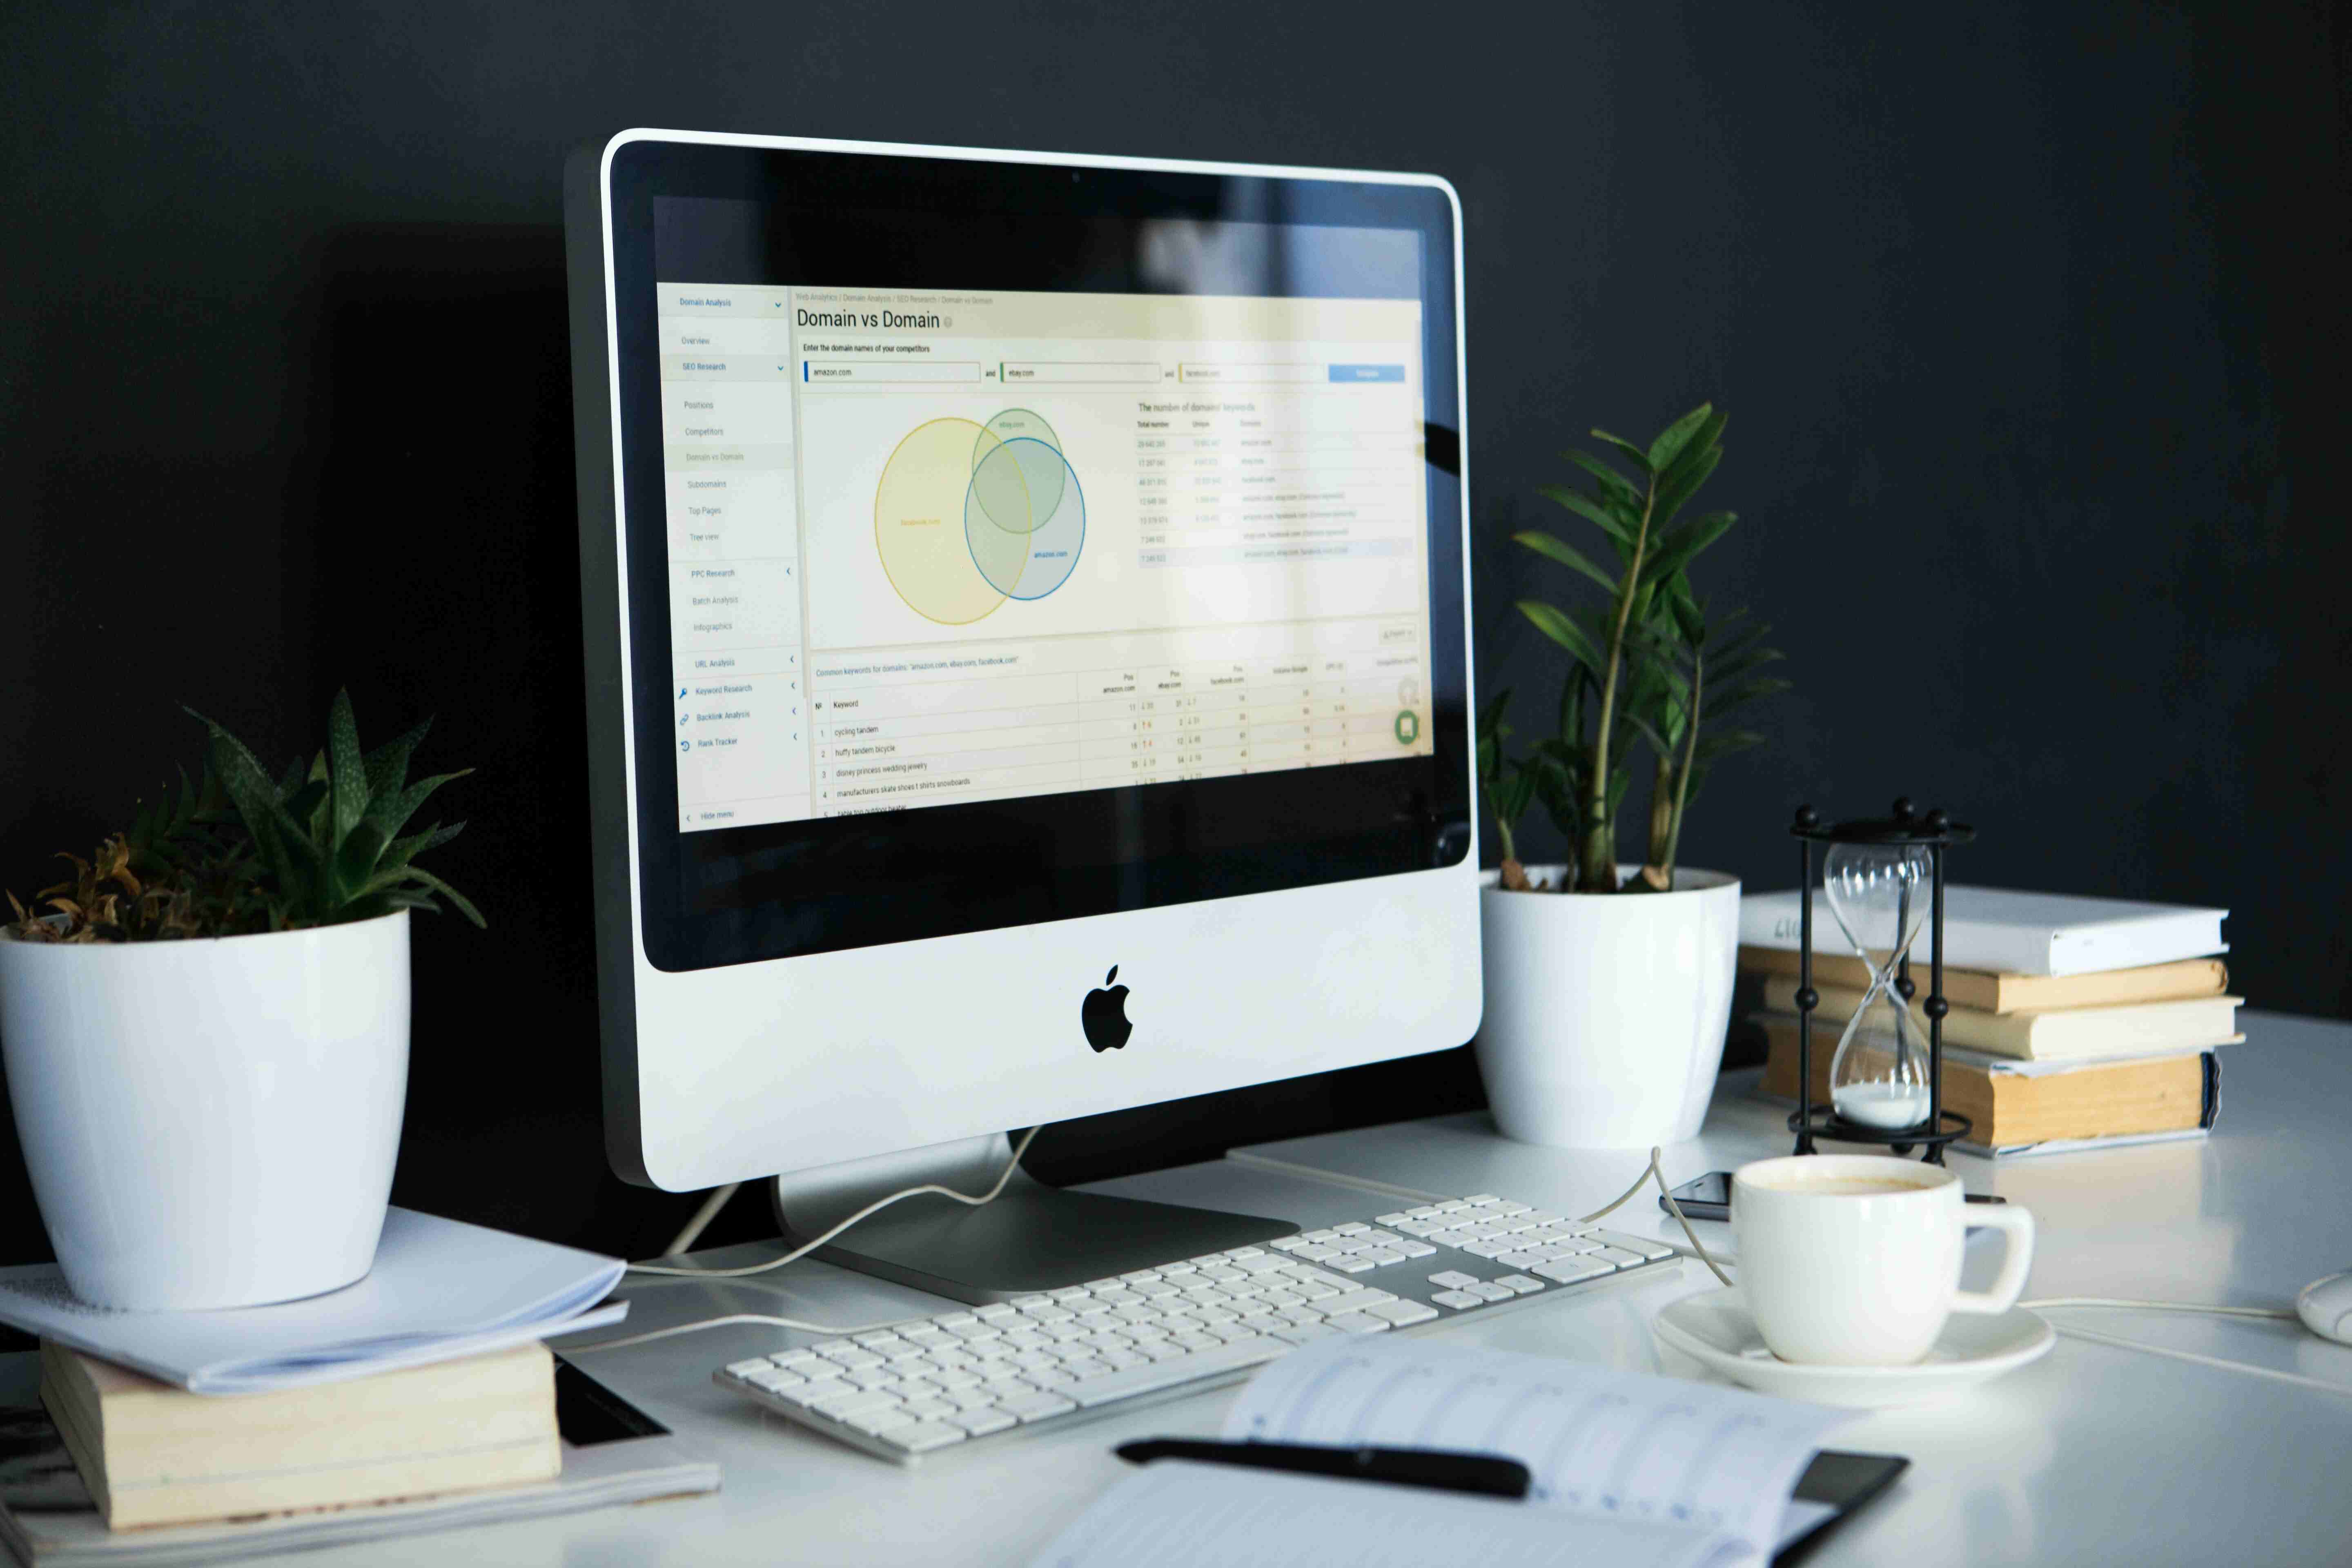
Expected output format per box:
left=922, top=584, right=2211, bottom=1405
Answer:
left=1662, top=645, right=1704, bottom=885
left=1648, top=755, right=1675, bottom=865
left=1582, top=481, right=1657, bottom=891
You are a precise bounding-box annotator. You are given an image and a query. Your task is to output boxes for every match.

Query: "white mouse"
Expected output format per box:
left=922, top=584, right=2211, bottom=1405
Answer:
left=2297, top=1272, right=2352, bottom=1345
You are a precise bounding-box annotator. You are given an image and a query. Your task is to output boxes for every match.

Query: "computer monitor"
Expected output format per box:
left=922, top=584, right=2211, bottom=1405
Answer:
left=564, top=130, right=1478, bottom=1299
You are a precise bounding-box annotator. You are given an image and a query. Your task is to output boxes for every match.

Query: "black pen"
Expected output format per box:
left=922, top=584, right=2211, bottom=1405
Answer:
left=1115, top=1439, right=1531, bottom=1499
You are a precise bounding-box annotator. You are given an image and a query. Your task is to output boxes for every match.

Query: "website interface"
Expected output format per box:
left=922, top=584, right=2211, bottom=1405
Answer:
left=657, top=284, right=1432, bottom=832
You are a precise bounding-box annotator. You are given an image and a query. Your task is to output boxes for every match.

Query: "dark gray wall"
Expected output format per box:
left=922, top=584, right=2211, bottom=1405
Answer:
left=1, top=2, right=2343, bottom=1266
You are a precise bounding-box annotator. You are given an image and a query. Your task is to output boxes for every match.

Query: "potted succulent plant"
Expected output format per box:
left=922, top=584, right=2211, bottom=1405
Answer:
left=1475, top=404, right=1788, bottom=1148
left=0, top=692, right=481, bottom=1310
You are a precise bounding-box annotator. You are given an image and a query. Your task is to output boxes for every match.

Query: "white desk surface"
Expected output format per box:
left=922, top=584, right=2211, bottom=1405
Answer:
left=41, top=1012, right=2352, bottom=1566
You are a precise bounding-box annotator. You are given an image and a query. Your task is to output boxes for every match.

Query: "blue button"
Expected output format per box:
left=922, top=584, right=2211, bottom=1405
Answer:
left=1329, top=364, right=1404, bottom=383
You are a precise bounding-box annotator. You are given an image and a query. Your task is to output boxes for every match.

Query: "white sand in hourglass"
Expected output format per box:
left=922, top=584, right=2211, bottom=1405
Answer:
left=1834, top=1081, right=1934, bottom=1129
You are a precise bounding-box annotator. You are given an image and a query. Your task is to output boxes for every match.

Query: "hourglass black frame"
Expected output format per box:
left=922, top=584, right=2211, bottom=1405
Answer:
left=1788, top=800, right=1978, bottom=1162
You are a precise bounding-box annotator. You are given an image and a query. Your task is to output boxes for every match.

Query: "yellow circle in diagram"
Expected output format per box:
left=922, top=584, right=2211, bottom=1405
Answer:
left=873, top=418, right=1015, bottom=626
left=875, top=410, right=1086, bottom=625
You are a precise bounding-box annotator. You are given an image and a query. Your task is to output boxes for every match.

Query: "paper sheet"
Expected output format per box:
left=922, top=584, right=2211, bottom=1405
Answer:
left=0, top=1209, right=624, bottom=1393
left=1027, top=1462, right=1753, bottom=1568
left=1221, top=1339, right=1848, bottom=1558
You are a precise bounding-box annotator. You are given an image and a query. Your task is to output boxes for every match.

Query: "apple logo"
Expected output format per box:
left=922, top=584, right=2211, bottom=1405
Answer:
left=1081, top=966, right=1132, bottom=1053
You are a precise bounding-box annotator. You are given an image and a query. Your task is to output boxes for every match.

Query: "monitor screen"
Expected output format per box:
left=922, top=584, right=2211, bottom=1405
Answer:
left=601, top=144, right=1468, bottom=969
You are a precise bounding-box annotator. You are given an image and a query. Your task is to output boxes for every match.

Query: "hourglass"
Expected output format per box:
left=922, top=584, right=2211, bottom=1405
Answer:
left=1786, top=800, right=1976, bottom=1161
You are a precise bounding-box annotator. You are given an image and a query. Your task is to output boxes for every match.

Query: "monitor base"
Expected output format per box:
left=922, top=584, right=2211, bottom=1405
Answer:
left=768, top=1132, right=1298, bottom=1305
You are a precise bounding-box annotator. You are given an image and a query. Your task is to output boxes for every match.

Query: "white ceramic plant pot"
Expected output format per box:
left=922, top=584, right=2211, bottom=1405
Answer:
left=1475, top=865, right=1740, bottom=1149
left=0, top=910, right=409, bottom=1310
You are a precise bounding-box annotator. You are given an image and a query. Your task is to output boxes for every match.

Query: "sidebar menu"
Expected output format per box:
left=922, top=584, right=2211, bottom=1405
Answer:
left=657, top=283, right=811, bottom=830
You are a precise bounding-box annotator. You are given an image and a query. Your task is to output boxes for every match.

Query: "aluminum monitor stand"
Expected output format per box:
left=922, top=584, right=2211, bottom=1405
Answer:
left=768, top=1133, right=1296, bottom=1305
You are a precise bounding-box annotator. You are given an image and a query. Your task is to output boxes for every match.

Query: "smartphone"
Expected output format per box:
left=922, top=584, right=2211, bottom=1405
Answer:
left=1659, top=1172, right=1733, bottom=1221
left=1659, top=1170, right=2008, bottom=1221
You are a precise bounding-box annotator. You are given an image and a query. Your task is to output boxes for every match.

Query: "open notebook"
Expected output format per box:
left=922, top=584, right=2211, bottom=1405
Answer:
left=1032, top=1340, right=1872, bottom=1568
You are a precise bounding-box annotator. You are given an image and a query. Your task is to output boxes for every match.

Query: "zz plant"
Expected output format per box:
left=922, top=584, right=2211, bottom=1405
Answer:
left=1479, top=403, right=1788, bottom=894
left=7, top=690, right=482, bottom=942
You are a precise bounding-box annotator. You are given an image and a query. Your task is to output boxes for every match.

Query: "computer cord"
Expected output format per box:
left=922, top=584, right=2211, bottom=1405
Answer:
left=622, top=1125, right=1043, bottom=1281
left=562, top=1127, right=1046, bottom=1352
left=565, top=1141, right=1727, bottom=1355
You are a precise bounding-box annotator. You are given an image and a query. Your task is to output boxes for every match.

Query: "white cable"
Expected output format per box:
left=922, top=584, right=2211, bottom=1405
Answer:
left=1576, top=1146, right=1734, bottom=1288
left=559, top=1311, right=925, bottom=1354
left=663, top=1181, right=742, bottom=1257
left=2033, top=1319, right=2352, bottom=1399
left=622, top=1125, right=1042, bottom=1281
left=2021, top=1296, right=2296, bottom=1321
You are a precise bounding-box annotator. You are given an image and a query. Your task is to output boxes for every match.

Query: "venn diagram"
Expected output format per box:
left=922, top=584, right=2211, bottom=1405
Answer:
left=873, top=410, right=1086, bottom=625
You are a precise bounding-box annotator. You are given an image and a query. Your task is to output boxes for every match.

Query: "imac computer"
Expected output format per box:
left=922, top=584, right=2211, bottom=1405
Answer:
left=564, top=130, right=1477, bottom=1302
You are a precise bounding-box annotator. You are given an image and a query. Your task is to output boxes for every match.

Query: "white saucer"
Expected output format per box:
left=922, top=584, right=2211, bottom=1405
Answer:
left=1653, top=1287, right=2055, bottom=1407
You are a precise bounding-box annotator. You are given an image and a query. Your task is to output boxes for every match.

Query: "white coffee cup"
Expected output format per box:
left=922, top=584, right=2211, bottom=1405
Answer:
left=1731, top=1154, right=2035, bottom=1366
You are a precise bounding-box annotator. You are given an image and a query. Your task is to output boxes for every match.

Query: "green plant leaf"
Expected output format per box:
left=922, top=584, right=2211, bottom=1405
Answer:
left=361, top=769, right=472, bottom=840
left=399, top=866, right=485, bottom=928
left=1661, top=409, right=1728, bottom=493
left=1516, top=600, right=1606, bottom=678
left=1537, top=485, right=1635, bottom=549
left=334, top=819, right=390, bottom=893
left=1642, top=509, right=1739, bottom=586
left=1650, top=445, right=1723, bottom=530
left=1512, top=530, right=1619, bottom=595
left=1709, top=676, right=1793, bottom=713
left=1646, top=403, right=1715, bottom=472
left=362, top=718, right=432, bottom=802
left=327, top=689, right=369, bottom=843
left=1590, top=429, right=1653, bottom=474
left=1563, top=448, right=1639, bottom=509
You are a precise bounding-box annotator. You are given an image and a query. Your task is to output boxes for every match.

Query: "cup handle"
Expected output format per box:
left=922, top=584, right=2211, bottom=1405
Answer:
left=1950, top=1205, right=2036, bottom=1314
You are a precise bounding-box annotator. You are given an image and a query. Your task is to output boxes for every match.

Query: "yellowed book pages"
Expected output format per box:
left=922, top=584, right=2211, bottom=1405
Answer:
left=39, top=1340, right=559, bottom=1531
left=1737, top=947, right=2227, bottom=1014
left=1758, top=976, right=2241, bottom=1061
left=1756, top=1018, right=2209, bottom=1147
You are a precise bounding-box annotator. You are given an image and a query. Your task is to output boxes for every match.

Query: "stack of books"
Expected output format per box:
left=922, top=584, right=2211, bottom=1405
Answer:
left=0, top=1209, right=719, bottom=1563
left=1737, top=887, right=2238, bottom=1156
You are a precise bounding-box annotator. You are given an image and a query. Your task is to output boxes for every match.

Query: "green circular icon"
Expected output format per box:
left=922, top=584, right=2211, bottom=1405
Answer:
left=1394, top=710, right=1420, bottom=745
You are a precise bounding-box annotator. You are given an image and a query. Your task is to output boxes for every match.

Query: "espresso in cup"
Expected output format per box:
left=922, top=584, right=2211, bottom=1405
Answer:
left=1731, top=1155, right=2035, bottom=1366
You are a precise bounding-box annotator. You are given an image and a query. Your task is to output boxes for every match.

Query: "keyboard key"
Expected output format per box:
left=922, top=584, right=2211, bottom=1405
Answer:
left=1327, top=1255, right=1376, bottom=1274
left=1274, top=1322, right=1345, bottom=1345
left=1533, top=1257, right=1614, bottom=1285
left=1332, top=1222, right=1371, bottom=1236
left=948, top=1406, right=1018, bottom=1436
left=1366, top=1299, right=1439, bottom=1327
left=1492, top=1202, right=1532, bottom=1216
left=1404, top=1205, right=1444, bottom=1219
left=1461, top=1241, right=1508, bottom=1259
left=1590, top=1247, right=1648, bottom=1268
left=1355, top=1246, right=1405, bottom=1265
left=1236, top=1253, right=1291, bottom=1274
left=996, top=1390, right=1080, bottom=1423
left=726, top=1357, right=776, bottom=1377
left=1376, top=1212, right=1412, bottom=1225
left=1466, top=1282, right=1517, bottom=1302
left=899, top=1397, right=958, bottom=1421
left=1323, top=1312, right=1392, bottom=1334
left=1463, top=1194, right=1503, bottom=1206
left=1268, top=1236, right=1308, bottom=1251
left=810, top=1388, right=903, bottom=1420
left=1428, top=1270, right=1480, bottom=1290
left=1394, top=1240, right=1438, bottom=1258
left=844, top=1406, right=920, bottom=1437
left=780, top=1376, right=853, bottom=1405
left=769, top=1349, right=823, bottom=1370
left=1492, top=1274, right=1547, bottom=1295
left=1393, top=1221, right=1442, bottom=1238
left=1039, top=1336, right=1289, bottom=1407
left=1593, top=1231, right=1677, bottom=1260
left=878, top=1420, right=968, bottom=1453
left=844, top=1368, right=898, bottom=1390
left=745, top=1368, right=807, bottom=1393
left=1430, top=1289, right=1482, bottom=1310
left=1321, top=1287, right=1401, bottom=1315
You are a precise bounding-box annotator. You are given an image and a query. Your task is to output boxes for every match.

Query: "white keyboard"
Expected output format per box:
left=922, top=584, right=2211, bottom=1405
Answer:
left=715, top=1192, right=1681, bottom=1463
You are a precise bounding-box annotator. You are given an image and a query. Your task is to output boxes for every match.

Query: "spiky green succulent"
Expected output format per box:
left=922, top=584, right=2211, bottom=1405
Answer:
left=190, top=689, right=483, bottom=931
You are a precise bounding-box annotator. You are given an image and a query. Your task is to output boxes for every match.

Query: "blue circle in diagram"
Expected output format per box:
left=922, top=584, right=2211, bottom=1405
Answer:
left=964, top=436, right=1085, bottom=599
